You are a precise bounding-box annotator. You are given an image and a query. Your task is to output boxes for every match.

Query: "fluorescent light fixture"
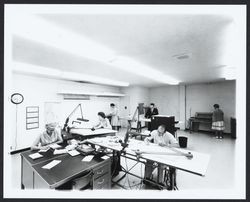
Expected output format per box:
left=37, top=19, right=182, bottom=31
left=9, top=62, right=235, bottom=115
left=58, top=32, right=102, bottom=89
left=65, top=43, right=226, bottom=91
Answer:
left=10, top=13, right=116, bottom=63
left=12, top=62, right=62, bottom=78
left=109, top=56, right=180, bottom=85
left=61, top=71, right=129, bottom=86
left=12, top=62, right=129, bottom=87
left=10, top=12, right=179, bottom=85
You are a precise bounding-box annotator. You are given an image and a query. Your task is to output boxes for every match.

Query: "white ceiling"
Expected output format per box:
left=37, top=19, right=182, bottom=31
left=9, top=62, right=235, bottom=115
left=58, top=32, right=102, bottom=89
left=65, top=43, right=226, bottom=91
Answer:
left=10, top=6, right=240, bottom=87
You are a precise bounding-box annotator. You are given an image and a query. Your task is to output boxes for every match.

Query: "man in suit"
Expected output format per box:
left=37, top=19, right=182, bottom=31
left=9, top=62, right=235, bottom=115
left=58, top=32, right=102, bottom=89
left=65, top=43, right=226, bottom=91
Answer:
left=145, top=103, right=159, bottom=131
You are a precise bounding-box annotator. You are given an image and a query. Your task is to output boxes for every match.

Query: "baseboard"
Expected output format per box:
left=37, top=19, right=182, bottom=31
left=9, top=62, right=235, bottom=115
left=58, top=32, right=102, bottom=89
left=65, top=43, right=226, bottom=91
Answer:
left=10, top=147, right=30, bottom=155
left=184, top=128, right=231, bottom=135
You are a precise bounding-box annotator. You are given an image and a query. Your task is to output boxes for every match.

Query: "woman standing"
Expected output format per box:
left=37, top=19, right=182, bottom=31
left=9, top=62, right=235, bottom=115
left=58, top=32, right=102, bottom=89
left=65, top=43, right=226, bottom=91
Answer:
left=108, top=103, right=119, bottom=130
left=212, top=104, right=225, bottom=139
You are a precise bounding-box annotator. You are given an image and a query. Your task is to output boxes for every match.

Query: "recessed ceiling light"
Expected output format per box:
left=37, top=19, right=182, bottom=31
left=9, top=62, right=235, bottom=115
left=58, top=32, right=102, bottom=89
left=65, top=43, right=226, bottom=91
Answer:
left=172, top=52, right=192, bottom=60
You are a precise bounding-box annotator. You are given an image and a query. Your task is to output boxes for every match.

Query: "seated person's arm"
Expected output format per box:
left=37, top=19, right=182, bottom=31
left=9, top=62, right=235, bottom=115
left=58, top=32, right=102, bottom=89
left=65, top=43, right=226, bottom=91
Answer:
left=31, top=135, right=49, bottom=150
left=144, top=135, right=154, bottom=144
left=94, top=122, right=101, bottom=129
left=159, top=133, right=178, bottom=147
left=54, top=128, right=63, bottom=144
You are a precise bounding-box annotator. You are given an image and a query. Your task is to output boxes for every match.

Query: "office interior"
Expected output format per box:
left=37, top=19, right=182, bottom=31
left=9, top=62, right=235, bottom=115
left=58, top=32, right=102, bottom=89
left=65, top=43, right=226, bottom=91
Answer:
left=4, top=4, right=246, bottom=199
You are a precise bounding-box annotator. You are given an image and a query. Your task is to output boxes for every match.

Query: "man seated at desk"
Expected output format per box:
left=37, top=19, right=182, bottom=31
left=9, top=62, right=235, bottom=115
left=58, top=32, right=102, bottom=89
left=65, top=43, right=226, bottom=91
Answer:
left=31, top=122, right=63, bottom=150
left=93, top=112, right=112, bottom=130
left=143, top=124, right=178, bottom=186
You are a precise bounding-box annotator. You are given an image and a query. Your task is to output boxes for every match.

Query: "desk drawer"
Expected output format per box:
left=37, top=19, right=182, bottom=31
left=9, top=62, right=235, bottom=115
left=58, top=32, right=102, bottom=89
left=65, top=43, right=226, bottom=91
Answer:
left=93, top=174, right=110, bottom=189
left=93, top=162, right=110, bottom=179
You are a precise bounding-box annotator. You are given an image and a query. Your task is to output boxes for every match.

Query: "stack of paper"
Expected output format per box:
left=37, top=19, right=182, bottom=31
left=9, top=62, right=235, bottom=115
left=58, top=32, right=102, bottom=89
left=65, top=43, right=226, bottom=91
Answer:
left=42, top=160, right=61, bottom=169
left=82, top=155, right=94, bottom=162
left=29, top=153, right=43, bottom=160
left=101, top=155, right=110, bottom=160
left=53, top=149, right=67, bottom=155
left=39, top=148, right=50, bottom=153
left=68, top=150, right=80, bottom=157
left=49, top=144, right=61, bottom=149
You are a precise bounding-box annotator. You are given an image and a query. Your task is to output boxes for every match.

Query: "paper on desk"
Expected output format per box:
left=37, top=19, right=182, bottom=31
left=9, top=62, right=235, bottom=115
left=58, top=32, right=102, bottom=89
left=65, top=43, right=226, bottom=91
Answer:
left=29, top=152, right=43, bottom=160
left=82, top=155, right=94, bottom=162
left=39, top=147, right=50, bottom=153
left=42, top=160, right=61, bottom=169
left=68, top=150, right=80, bottom=157
left=53, top=149, right=67, bottom=155
left=49, top=144, right=61, bottom=149
left=101, top=155, right=110, bottom=160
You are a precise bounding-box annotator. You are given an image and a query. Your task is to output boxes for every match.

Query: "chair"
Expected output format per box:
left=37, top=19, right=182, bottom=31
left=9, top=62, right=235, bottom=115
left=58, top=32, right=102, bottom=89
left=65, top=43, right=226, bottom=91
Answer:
left=72, top=171, right=93, bottom=190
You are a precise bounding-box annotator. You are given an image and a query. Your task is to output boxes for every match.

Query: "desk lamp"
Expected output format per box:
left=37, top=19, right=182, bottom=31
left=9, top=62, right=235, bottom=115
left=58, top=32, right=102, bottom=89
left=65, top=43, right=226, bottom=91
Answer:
left=63, top=104, right=89, bottom=132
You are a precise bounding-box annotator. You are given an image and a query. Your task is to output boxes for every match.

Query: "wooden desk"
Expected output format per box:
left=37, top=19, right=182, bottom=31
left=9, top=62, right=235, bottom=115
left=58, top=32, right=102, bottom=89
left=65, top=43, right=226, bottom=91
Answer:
left=21, top=149, right=111, bottom=189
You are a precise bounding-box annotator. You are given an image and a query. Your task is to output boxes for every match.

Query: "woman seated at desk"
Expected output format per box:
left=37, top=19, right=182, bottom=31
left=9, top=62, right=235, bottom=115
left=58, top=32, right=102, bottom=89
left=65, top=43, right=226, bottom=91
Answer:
left=31, top=122, right=63, bottom=150
left=143, top=124, right=178, bottom=187
left=93, top=112, right=112, bottom=130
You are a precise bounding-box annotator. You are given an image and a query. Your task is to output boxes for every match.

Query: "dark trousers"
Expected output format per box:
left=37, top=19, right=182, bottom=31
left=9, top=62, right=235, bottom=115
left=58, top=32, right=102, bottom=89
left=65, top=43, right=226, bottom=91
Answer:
left=144, top=160, right=165, bottom=184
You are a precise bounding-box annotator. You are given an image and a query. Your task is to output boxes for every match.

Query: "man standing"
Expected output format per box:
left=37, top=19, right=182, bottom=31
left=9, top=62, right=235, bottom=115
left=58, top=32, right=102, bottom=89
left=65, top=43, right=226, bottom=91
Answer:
left=145, top=103, right=159, bottom=131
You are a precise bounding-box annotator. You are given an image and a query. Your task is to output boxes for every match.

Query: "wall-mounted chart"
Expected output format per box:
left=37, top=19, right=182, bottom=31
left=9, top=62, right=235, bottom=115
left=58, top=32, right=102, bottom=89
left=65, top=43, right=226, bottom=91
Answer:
left=26, top=106, right=39, bottom=130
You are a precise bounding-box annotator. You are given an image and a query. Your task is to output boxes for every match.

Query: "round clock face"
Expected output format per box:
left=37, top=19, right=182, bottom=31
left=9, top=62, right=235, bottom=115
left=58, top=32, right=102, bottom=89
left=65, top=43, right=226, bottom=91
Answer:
left=11, top=93, right=24, bottom=104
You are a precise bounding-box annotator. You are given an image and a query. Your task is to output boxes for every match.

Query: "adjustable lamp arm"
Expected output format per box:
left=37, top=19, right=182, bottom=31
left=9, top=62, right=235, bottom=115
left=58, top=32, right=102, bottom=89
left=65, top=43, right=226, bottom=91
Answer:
left=63, top=104, right=83, bottom=131
left=68, top=104, right=82, bottom=119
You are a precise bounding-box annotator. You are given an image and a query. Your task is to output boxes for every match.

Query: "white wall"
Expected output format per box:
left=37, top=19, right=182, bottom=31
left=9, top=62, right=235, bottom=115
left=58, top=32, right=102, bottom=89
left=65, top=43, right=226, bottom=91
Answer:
left=186, top=80, right=236, bottom=133
left=9, top=73, right=122, bottom=151
left=149, top=85, right=180, bottom=119
left=120, top=86, right=150, bottom=127
left=149, top=81, right=236, bottom=133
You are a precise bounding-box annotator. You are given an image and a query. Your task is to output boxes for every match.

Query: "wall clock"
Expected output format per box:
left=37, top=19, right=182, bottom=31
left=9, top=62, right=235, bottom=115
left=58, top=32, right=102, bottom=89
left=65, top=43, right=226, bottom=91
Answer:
left=11, top=93, right=24, bottom=104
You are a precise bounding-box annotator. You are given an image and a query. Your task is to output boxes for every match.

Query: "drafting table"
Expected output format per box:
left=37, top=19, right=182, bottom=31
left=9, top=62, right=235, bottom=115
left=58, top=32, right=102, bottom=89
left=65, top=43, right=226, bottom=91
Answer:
left=70, top=128, right=117, bottom=137
left=63, top=128, right=117, bottom=141
left=85, top=137, right=210, bottom=190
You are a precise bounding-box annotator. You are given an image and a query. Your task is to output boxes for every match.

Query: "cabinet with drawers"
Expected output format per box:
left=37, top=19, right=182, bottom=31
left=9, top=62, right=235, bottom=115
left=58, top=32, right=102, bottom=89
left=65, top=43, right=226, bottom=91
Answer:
left=92, top=158, right=111, bottom=189
left=21, top=150, right=112, bottom=190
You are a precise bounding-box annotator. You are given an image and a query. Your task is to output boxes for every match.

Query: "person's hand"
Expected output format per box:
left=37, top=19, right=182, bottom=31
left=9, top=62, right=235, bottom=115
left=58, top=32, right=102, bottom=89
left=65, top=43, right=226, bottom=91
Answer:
left=158, top=142, right=166, bottom=147
left=144, top=139, right=150, bottom=145
left=40, top=145, right=49, bottom=150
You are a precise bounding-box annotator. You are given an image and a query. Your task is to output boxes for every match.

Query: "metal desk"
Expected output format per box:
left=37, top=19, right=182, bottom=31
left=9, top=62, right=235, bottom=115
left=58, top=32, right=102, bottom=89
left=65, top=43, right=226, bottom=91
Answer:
left=21, top=148, right=111, bottom=189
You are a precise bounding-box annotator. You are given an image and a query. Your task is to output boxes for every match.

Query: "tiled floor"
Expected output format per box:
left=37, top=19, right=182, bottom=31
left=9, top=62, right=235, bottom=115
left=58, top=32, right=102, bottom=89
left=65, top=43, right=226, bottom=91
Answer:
left=10, top=128, right=236, bottom=190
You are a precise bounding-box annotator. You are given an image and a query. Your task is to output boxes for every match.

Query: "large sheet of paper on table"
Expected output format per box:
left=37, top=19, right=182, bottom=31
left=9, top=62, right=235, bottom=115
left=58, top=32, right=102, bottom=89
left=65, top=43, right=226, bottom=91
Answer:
left=70, top=128, right=117, bottom=136
left=87, top=137, right=210, bottom=176
left=127, top=139, right=210, bottom=176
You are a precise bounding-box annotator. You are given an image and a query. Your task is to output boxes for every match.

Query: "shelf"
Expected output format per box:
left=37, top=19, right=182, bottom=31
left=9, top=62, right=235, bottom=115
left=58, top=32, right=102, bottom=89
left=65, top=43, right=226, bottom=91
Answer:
left=57, top=91, right=125, bottom=98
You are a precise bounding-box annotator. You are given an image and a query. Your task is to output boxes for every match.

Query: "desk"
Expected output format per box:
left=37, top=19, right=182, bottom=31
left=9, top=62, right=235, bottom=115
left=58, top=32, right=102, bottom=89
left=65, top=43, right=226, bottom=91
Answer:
left=85, top=137, right=210, bottom=189
left=21, top=149, right=111, bottom=189
left=139, top=118, right=151, bottom=122
left=62, top=128, right=117, bottom=141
